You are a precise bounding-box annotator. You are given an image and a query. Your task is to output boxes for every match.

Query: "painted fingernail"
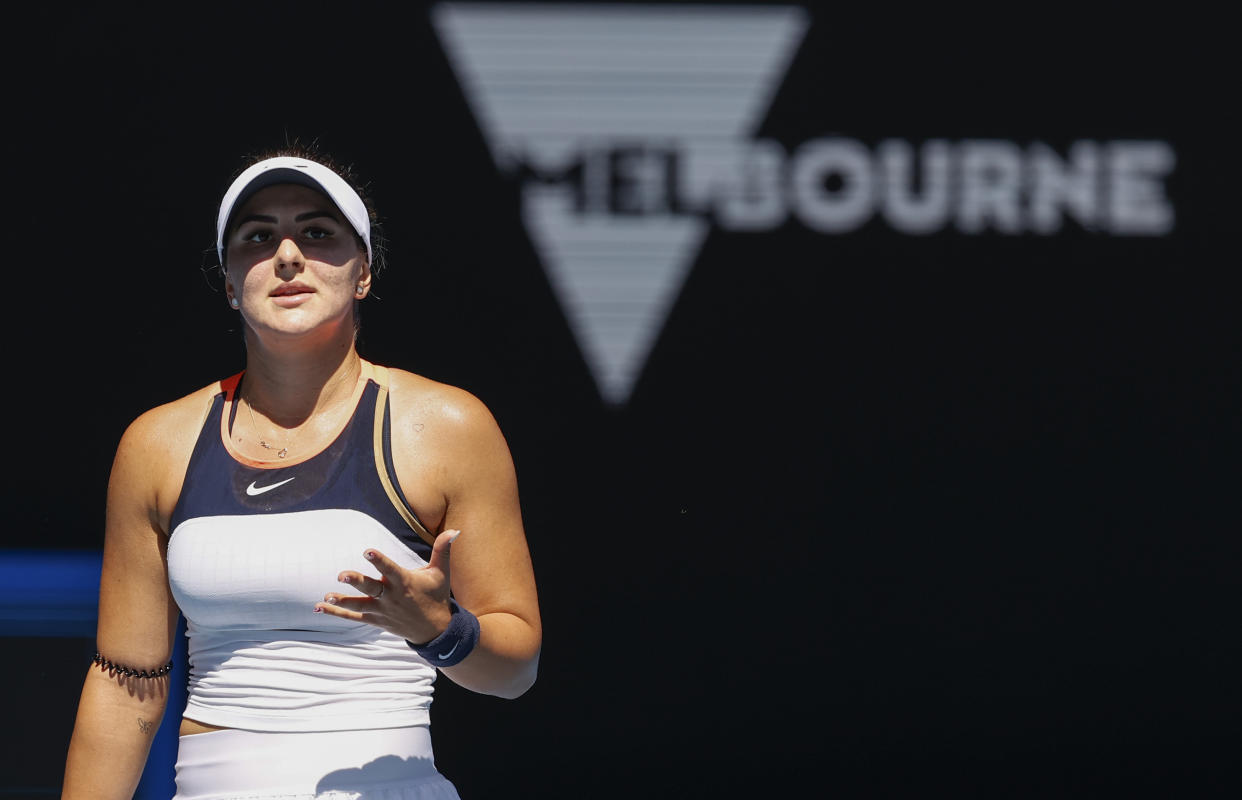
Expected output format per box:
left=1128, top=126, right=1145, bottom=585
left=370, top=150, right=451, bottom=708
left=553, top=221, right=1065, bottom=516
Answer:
left=365, top=551, right=376, bottom=560
left=340, top=575, right=353, bottom=584
left=313, top=606, right=323, bottom=613
left=449, top=530, right=461, bottom=542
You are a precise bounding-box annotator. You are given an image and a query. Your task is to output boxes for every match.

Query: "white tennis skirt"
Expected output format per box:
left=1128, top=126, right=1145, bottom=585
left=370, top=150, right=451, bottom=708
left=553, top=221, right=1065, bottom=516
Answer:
left=174, top=726, right=462, bottom=800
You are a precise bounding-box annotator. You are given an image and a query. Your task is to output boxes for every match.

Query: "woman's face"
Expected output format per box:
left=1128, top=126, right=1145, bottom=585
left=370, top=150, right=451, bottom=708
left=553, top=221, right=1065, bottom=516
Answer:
left=223, top=183, right=370, bottom=343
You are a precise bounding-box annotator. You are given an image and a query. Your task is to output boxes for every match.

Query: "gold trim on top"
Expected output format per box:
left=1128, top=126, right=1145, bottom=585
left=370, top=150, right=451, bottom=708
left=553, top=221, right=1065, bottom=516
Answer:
left=370, top=364, right=436, bottom=547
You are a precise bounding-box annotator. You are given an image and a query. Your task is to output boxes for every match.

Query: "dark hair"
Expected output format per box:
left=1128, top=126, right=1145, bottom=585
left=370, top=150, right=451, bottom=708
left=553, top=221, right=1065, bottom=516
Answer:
left=220, top=139, right=387, bottom=276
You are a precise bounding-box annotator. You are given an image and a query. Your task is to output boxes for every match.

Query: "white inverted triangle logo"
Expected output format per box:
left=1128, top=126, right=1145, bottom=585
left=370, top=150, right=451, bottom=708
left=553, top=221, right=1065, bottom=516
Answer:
left=432, top=3, right=809, bottom=405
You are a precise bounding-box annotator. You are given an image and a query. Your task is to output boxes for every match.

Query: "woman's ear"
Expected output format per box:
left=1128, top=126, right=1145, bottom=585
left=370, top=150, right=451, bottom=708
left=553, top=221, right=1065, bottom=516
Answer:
left=355, top=262, right=373, bottom=299
left=224, top=274, right=239, bottom=309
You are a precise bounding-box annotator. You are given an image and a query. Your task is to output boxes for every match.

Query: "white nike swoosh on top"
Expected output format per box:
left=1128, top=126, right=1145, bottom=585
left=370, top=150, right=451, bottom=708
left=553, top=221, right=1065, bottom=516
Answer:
left=246, top=477, right=297, bottom=496
left=437, top=641, right=460, bottom=661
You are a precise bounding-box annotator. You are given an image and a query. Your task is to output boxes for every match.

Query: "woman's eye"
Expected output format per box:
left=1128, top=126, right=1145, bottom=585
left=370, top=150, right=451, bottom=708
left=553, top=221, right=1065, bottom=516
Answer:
left=242, top=230, right=272, bottom=244
left=305, top=227, right=331, bottom=240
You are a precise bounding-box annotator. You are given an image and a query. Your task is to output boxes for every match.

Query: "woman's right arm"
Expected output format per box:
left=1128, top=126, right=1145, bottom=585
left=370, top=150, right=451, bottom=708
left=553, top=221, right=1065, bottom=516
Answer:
left=63, top=408, right=185, bottom=799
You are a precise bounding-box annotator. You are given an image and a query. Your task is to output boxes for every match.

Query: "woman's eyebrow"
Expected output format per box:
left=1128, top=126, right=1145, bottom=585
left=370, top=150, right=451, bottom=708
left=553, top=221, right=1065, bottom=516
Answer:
left=294, top=210, right=340, bottom=223
left=235, top=213, right=278, bottom=226
left=235, top=210, right=340, bottom=227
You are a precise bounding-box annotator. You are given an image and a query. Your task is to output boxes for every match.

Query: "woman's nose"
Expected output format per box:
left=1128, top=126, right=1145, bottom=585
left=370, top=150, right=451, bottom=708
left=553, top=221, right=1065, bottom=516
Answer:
left=274, top=237, right=304, bottom=272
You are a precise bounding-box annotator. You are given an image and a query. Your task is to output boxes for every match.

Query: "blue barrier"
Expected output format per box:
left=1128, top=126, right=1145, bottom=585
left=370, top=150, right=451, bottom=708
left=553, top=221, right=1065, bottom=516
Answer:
left=0, top=549, right=102, bottom=637
left=1, top=550, right=183, bottom=798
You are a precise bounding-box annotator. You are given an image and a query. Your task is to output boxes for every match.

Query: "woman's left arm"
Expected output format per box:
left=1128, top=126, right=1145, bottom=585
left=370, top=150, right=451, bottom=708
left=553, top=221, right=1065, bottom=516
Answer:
left=423, top=387, right=541, bottom=698
left=318, top=383, right=541, bottom=698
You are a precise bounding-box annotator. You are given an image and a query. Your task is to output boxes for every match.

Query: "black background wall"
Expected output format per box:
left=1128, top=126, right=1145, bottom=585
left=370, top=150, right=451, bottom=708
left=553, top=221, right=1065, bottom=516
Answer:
left=3, top=2, right=1236, bottom=798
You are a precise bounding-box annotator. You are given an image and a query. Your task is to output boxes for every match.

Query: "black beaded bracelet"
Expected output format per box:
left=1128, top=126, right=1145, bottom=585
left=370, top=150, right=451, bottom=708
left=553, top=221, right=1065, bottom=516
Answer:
left=92, top=652, right=174, bottom=679
left=406, top=599, right=480, bottom=667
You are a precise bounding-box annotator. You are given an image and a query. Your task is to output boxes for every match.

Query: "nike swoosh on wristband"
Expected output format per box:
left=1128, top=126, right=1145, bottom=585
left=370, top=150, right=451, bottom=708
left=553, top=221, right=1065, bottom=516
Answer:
left=246, top=477, right=296, bottom=496
left=437, top=641, right=460, bottom=661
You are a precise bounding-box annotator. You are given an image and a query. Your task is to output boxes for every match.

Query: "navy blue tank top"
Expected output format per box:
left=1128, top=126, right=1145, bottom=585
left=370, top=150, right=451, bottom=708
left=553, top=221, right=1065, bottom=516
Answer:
left=169, top=364, right=434, bottom=560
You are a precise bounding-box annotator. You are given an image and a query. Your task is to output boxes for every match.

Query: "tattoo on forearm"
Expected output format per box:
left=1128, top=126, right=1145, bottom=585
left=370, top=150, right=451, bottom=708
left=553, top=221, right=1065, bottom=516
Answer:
left=137, top=718, right=153, bottom=735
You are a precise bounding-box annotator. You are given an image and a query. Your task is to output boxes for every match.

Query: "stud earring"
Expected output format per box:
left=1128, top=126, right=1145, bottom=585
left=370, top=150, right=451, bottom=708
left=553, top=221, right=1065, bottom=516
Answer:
left=229, top=297, right=240, bottom=308
left=356, top=285, right=365, bottom=296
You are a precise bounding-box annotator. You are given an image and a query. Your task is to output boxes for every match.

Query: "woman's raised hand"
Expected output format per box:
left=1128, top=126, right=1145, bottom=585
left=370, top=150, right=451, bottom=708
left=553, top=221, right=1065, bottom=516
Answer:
left=315, top=529, right=460, bottom=644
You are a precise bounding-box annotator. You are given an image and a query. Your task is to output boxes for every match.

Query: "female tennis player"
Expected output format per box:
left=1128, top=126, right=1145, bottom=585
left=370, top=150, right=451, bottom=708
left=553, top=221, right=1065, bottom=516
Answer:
left=63, top=144, right=541, bottom=799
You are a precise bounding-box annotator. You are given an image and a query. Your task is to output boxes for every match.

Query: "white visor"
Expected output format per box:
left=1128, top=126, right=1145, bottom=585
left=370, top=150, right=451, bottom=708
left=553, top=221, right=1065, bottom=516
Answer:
left=216, top=156, right=372, bottom=265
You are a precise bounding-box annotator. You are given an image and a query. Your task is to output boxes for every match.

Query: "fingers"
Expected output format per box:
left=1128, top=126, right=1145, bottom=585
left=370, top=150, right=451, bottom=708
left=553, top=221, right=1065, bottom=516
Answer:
left=361, top=547, right=403, bottom=579
left=362, top=532, right=458, bottom=582
left=317, top=535, right=459, bottom=626
left=315, top=571, right=388, bottom=620
left=337, top=571, right=385, bottom=599
left=314, top=596, right=370, bottom=622
left=425, top=529, right=460, bottom=576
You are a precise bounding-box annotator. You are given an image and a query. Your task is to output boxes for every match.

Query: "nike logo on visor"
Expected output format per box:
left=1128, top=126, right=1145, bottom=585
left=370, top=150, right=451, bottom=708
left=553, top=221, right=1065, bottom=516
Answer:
left=246, top=477, right=296, bottom=496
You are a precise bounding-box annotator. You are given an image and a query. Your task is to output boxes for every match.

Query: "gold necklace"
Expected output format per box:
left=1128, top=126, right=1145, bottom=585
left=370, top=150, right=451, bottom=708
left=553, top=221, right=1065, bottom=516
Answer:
left=245, top=397, right=299, bottom=459
left=240, top=364, right=361, bottom=459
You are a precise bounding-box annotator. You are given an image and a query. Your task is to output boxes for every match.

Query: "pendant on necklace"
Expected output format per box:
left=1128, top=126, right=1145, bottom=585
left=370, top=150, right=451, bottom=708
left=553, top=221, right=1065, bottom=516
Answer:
left=259, top=440, right=290, bottom=458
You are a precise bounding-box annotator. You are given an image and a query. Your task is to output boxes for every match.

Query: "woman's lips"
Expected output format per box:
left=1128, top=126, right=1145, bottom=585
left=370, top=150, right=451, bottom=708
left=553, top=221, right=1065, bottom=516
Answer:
left=270, top=283, right=314, bottom=307
left=270, top=282, right=313, bottom=297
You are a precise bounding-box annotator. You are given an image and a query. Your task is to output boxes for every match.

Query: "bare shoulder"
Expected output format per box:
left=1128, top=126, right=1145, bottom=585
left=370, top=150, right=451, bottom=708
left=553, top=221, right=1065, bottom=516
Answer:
left=111, top=381, right=228, bottom=527
left=383, top=367, right=516, bottom=503
left=385, top=368, right=505, bottom=443
left=118, top=382, right=220, bottom=459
